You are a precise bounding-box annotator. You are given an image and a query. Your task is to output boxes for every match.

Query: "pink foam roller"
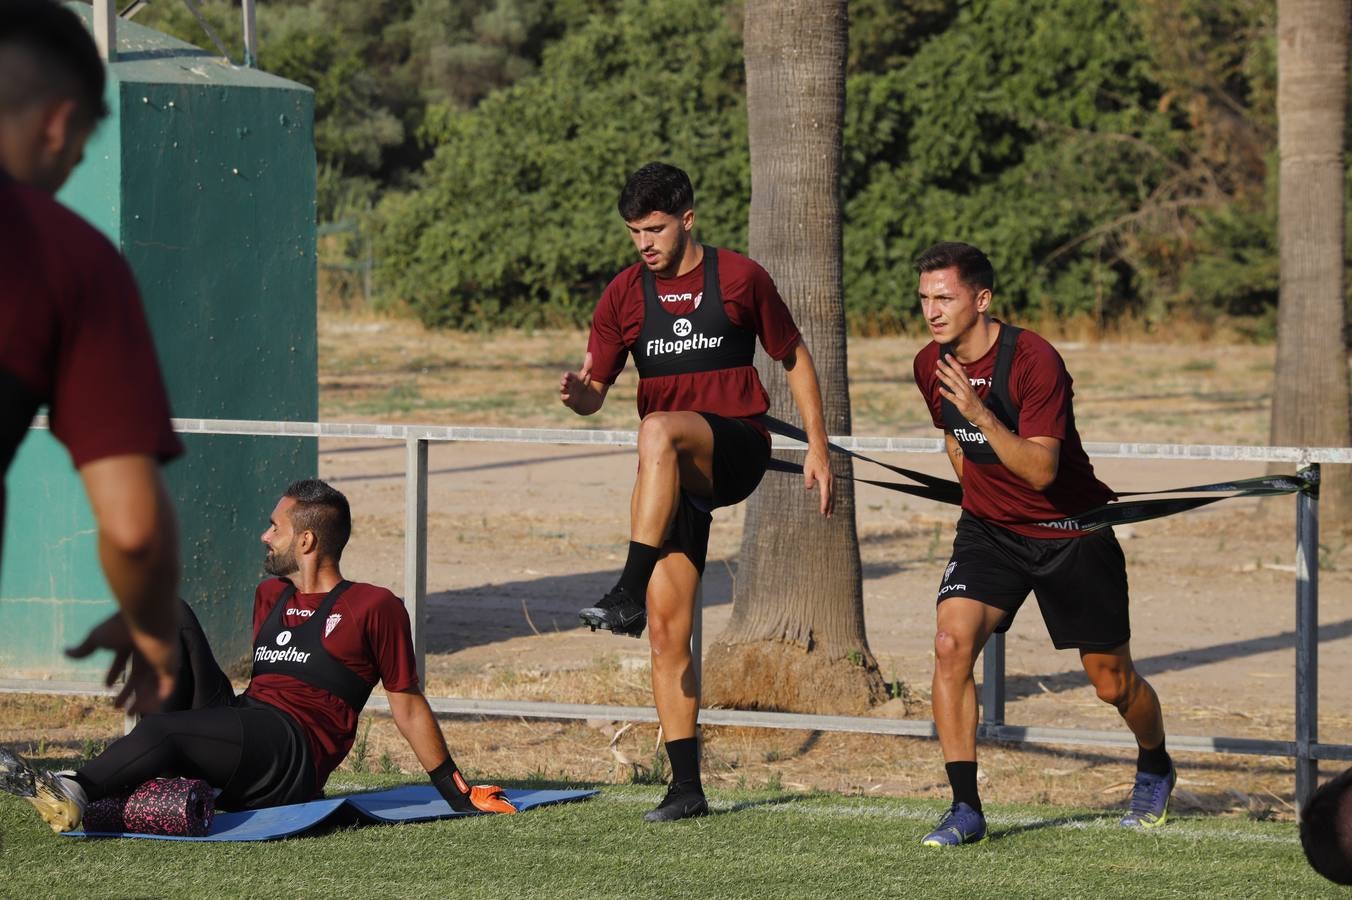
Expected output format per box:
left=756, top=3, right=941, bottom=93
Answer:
left=83, top=777, right=215, bottom=836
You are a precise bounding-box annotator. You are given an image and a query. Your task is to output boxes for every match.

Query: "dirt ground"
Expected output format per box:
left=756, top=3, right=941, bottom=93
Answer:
left=6, top=314, right=1348, bottom=823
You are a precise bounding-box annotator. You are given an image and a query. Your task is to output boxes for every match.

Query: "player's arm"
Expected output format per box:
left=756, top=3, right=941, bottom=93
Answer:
left=559, top=351, right=610, bottom=416
left=388, top=687, right=515, bottom=813
left=944, top=433, right=964, bottom=482
left=934, top=355, right=1060, bottom=490
left=66, top=455, right=181, bottom=714
left=388, top=686, right=454, bottom=770
left=781, top=340, right=834, bottom=516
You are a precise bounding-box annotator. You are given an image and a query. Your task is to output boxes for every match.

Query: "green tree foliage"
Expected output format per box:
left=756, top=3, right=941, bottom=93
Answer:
left=136, top=0, right=576, bottom=219
left=377, top=0, right=1296, bottom=331
left=136, top=0, right=1339, bottom=334
left=374, top=0, right=749, bottom=328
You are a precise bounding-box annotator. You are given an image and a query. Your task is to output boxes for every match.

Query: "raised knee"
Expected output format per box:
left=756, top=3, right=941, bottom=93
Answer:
left=637, top=414, right=678, bottom=456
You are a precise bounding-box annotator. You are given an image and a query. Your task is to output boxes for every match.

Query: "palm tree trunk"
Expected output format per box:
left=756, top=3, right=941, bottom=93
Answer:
left=1272, top=0, right=1351, bottom=534
left=703, top=0, right=885, bottom=714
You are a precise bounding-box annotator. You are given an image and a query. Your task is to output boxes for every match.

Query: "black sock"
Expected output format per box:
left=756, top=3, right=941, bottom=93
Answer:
left=665, top=737, right=701, bottom=792
left=616, top=541, right=662, bottom=600
left=945, top=761, right=981, bottom=813
left=1137, top=738, right=1171, bottom=776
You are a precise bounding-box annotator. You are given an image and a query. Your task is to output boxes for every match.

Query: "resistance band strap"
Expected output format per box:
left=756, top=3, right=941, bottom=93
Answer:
left=758, top=414, right=1315, bottom=531
left=759, top=414, right=963, bottom=504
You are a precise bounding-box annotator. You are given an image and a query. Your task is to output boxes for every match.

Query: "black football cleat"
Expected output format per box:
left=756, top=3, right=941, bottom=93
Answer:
left=578, top=586, right=647, bottom=638
left=643, top=783, right=709, bottom=822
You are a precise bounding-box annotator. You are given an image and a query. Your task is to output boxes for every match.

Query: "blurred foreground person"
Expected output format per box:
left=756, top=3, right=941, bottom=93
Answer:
left=1302, top=766, right=1352, bottom=885
left=1, top=0, right=183, bottom=712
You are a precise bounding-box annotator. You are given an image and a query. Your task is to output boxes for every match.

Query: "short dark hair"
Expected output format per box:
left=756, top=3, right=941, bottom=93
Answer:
left=915, top=241, right=996, bottom=294
left=284, top=479, right=352, bottom=560
left=0, top=0, right=108, bottom=122
left=617, top=162, right=694, bottom=221
left=1302, top=766, right=1352, bottom=885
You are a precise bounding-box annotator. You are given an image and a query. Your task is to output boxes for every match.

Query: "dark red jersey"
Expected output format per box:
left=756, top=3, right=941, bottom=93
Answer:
left=0, top=172, right=182, bottom=569
left=914, top=327, right=1114, bottom=538
left=245, top=578, right=419, bottom=791
left=586, top=247, right=801, bottom=434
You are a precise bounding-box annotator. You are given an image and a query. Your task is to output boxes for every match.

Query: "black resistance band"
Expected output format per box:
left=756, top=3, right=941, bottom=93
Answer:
left=758, top=414, right=1316, bottom=532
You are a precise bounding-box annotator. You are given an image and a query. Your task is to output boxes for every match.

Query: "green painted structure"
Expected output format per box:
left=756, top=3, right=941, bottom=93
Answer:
left=0, top=10, right=317, bottom=679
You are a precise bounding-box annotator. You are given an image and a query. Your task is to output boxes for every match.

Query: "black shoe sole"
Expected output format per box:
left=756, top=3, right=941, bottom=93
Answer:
left=578, top=608, right=646, bottom=638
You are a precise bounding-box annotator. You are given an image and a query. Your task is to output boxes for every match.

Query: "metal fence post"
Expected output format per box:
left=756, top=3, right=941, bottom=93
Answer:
left=404, top=437, right=429, bottom=685
left=93, top=0, right=116, bottom=61
left=241, top=0, right=259, bottom=67
left=981, top=631, right=1006, bottom=726
left=1295, top=464, right=1320, bottom=809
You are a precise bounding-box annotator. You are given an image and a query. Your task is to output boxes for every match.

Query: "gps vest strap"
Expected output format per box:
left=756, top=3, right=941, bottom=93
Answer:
left=631, top=245, right=756, bottom=379
left=251, top=580, right=376, bottom=711
left=939, top=323, right=1022, bottom=465
left=758, top=414, right=1315, bottom=532
left=0, top=366, right=41, bottom=478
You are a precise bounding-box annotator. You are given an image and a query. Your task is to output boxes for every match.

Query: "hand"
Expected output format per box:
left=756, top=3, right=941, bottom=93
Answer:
left=469, top=784, right=517, bottom=814
left=559, top=351, right=596, bottom=413
left=802, top=444, right=835, bottom=517
left=935, top=355, right=990, bottom=428
left=66, top=612, right=179, bottom=715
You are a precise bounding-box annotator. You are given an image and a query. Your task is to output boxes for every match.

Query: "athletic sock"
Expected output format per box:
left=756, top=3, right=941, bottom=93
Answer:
left=616, top=541, right=662, bottom=600
left=665, top=737, right=701, bottom=793
left=945, top=761, right=982, bottom=813
left=1137, top=738, right=1171, bottom=776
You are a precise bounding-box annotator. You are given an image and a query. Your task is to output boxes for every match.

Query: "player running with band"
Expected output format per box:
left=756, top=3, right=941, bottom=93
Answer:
left=560, top=162, right=833, bottom=821
left=911, top=242, right=1174, bottom=846
left=0, top=480, right=512, bottom=833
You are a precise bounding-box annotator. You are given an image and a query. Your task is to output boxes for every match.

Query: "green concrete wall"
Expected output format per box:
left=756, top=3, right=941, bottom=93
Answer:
left=0, top=10, right=317, bottom=678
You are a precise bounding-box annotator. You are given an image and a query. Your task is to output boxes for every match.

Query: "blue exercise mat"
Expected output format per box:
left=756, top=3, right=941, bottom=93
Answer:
left=63, top=785, right=597, bottom=842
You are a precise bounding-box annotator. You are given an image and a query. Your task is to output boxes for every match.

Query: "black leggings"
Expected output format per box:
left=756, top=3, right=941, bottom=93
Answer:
left=75, top=602, right=315, bottom=811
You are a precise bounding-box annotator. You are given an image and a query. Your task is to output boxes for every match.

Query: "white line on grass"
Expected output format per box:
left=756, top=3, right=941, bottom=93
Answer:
left=600, top=790, right=1299, bottom=846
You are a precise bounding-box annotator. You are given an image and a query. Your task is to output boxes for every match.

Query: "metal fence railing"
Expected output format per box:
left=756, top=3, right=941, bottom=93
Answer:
left=5, top=417, right=1351, bottom=807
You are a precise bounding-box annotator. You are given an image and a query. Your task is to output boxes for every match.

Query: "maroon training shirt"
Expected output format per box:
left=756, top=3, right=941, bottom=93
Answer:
left=245, top=578, right=420, bottom=792
left=913, top=327, right=1115, bottom=538
left=586, top=247, right=801, bottom=432
left=0, top=172, right=182, bottom=568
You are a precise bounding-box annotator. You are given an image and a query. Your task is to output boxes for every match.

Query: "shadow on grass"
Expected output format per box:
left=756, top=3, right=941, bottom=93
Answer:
left=1002, top=616, right=1352, bottom=702
left=989, top=812, right=1116, bottom=841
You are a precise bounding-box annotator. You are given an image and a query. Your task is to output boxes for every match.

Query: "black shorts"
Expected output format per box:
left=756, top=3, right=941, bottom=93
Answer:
left=667, top=412, right=771, bottom=574
left=936, top=511, right=1131, bottom=651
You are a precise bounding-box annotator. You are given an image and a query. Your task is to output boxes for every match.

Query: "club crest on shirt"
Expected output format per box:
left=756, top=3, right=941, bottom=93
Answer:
left=325, top=613, right=342, bottom=637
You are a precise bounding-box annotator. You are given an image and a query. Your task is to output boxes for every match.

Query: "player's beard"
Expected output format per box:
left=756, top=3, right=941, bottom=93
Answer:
left=647, top=227, right=689, bottom=279
left=263, top=543, right=299, bottom=576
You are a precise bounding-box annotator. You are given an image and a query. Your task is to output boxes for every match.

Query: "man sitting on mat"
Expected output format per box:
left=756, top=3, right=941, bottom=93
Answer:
left=0, top=479, right=512, bottom=833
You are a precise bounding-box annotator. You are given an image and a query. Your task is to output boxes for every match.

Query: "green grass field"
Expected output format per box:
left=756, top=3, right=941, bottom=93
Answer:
left=0, top=774, right=1335, bottom=899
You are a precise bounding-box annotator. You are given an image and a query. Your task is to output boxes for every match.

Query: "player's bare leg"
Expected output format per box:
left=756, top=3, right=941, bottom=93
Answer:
left=1082, top=644, right=1175, bottom=828
left=580, top=412, right=714, bottom=636
left=931, top=598, right=1007, bottom=763
left=642, top=549, right=706, bottom=821
left=923, top=597, right=1006, bottom=847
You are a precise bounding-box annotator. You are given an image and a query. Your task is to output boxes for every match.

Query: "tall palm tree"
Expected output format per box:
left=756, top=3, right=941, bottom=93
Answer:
left=1272, top=0, right=1350, bottom=533
left=704, top=0, right=885, bottom=713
